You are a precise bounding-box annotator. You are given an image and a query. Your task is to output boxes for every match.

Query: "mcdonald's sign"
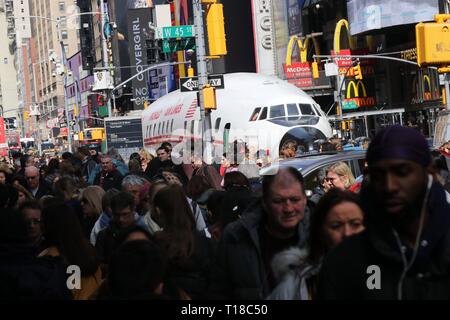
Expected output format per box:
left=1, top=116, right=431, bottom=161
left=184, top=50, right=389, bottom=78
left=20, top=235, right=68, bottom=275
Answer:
left=343, top=80, right=376, bottom=110
left=283, top=35, right=320, bottom=88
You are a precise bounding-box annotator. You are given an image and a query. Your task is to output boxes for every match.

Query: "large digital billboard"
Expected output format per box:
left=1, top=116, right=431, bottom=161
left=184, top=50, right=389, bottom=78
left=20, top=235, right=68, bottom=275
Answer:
left=347, top=0, right=439, bottom=35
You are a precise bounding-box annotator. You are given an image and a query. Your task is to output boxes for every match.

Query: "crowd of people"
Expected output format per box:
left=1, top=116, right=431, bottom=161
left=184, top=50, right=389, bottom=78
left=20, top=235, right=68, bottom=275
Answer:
left=1, top=125, right=450, bottom=300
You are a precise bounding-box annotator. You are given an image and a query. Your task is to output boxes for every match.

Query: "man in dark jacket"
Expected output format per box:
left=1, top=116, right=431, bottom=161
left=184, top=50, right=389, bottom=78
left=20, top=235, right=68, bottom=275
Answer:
left=317, top=125, right=450, bottom=300
left=25, top=166, right=50, bottom=199
left=0, top=209, right=71, bottom=299
left=210, top=167, right=310, bottom=299
left=93, top=155, right=123, bottom=191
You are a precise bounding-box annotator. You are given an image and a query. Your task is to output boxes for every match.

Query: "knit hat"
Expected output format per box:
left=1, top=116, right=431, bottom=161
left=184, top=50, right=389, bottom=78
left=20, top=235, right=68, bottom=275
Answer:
left=367, top=125, right=431, bottom=167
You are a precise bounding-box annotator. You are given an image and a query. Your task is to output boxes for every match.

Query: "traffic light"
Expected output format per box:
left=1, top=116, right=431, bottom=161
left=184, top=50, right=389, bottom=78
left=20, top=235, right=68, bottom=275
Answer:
left=97, top=94, right=105, bottom=107
left=206, top=3, right=227, bottom=56
left=353, top=64, right=363, bottom=80
left=203, top=86, right=217, bottom=110
left=143, top=100, right=149, bottom=109
left=24, top=111, right=29, bottom=121
left=312, top=61, right=319, bottom=79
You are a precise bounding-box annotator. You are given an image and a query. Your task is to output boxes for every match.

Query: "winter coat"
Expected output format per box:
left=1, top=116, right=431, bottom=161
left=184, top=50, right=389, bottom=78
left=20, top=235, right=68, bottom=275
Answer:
left=0, top=243, right=71, bottom=299
left=93, top=169, right=123, bottom=192
left=266, top=247, right=321, bottom=300
left=209, top=200, right=310, bottom=299
left=160, top=231, right=215, bottom=300
left=38, top=246, right=102, bottom=300
left=88, top=159, right=128, bottom=185
left=317, top=182, right=450, bottom=300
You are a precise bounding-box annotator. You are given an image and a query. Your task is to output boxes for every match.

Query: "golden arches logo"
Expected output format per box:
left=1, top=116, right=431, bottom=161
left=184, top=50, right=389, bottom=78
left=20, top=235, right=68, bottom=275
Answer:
left=346, top=80, right=367, bottom=98
left=333, top=19, right=356, bottom=55
left=285, top=35, right=320, bottom=65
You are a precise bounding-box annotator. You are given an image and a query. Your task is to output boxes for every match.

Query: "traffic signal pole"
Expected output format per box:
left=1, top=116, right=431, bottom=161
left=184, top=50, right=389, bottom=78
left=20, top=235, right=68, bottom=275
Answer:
left=193, top=0, right=214, bottom=164
left=442, top=1, right=450, bottom=111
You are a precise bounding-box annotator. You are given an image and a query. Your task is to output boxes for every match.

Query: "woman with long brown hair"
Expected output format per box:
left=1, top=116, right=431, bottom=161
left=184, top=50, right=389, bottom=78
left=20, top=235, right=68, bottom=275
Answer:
left=152, top=184, right=214, bottom=299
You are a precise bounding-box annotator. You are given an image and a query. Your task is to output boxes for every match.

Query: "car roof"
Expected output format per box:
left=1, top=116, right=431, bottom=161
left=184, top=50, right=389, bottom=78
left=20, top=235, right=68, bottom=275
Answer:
left=260, top=150, right=367, bottom=176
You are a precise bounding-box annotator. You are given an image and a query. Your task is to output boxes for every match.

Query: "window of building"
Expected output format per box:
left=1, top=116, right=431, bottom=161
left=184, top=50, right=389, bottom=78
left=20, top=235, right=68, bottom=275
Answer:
left=61, top=31, right=68, bottom=40
left=170, top=119, right=174, bottom=132
left=59, top=1, right=65, bottom=12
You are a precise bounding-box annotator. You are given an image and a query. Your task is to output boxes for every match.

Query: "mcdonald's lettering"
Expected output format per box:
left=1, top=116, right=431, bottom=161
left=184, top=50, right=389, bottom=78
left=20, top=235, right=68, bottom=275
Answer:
left=342, top=65, right=375, bottom=77
left=283, top=34, right=321, bottom=88
left=284, top=62, right=312, bottom=79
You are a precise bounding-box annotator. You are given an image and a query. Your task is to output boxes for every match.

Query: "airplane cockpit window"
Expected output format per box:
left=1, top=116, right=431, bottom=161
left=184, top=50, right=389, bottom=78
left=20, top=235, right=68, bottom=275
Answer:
left=215, top=117, right=221, bottom=131
left=259, top=107, right=268, bottom=120
left=299, top=104, right=316, bottom=116
left=313, top=104, right=324, bottom=116
left=269, top=105, right=285, bottom=118
left=249, top=107, right=261, bottom=121
left=287, top=103, right=299, bottom=116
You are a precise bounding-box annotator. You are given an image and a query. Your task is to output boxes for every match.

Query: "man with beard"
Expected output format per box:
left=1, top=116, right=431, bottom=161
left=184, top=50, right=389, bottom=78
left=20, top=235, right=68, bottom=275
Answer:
left=317, top=125, right=450, bottom=299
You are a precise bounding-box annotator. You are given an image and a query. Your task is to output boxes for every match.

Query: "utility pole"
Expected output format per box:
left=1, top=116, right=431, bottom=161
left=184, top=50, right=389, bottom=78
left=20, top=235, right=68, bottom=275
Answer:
left=56, top=19, right=73, bottom=153
left=100, top=0, right=113, bottom=117
left=193, top=0, right=213, bottom=163
left=442, top=0, right=450, bottom=111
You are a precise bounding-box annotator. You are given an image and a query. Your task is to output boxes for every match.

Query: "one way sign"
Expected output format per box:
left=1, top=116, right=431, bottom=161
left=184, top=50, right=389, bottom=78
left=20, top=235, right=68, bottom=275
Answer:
left=180, top=74, right=225, bottom=92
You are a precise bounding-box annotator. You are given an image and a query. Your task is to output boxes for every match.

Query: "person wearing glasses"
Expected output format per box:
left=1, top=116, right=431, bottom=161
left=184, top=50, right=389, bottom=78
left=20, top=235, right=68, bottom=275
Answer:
left=25, top=166, right=50, bottom=200
left=324, top=162, right=356, bottom=191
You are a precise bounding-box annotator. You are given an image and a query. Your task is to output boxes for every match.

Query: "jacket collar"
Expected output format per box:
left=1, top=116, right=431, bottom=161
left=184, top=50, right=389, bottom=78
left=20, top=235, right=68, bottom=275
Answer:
left=364, top=182, right=450, bottom=271
left=239, top=199, right=310, bottom=251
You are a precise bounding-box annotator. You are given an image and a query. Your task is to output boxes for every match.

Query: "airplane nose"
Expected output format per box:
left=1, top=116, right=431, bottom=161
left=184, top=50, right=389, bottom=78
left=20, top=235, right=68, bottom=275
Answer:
left=279, top=127, right=326, bottom=154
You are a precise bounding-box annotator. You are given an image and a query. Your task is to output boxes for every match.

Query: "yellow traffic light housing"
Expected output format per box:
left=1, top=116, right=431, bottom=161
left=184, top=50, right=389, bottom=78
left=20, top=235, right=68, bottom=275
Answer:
left=143, top=100, right=149, bottom=109
left=206, top=4, right=227, bottom=56
left=24, top=111, right=30, bottom=121
left=353, top=64, right=363, bottom=80
left=203, top=86, right=217, bottom=110
left=416, top=14, right=450, bottom=66
left=312, top=61, right=319, bottom=79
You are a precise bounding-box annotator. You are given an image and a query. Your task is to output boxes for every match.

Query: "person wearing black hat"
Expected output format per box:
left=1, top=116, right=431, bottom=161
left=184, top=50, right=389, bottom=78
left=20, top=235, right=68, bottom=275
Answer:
left=317, top=125, right=450, bottom=300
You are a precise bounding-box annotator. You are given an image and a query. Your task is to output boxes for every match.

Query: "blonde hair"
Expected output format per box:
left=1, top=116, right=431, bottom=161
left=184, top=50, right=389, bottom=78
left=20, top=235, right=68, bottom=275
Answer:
left=327, top=161, right=355, bottom=188
left=139, top=149, right=154, bottom=163
left=81, top=186, right=106, bottom=217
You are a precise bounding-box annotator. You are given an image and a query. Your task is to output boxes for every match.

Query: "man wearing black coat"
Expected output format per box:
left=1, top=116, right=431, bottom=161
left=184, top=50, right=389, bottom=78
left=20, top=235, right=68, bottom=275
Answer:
left=210, top=167, right=310, bottom=299
left=25, top=166, right=50, bottom=199
left=93, top=155, right=123, bottom=191
left=317, top=125, right=450, bottom=300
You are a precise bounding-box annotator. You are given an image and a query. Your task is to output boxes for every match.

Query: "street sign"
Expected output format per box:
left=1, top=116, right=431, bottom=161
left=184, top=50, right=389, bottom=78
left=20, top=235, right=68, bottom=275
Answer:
left=156, top=25, right=195, bottom=39
left=162, top=38, right=196, bottom=53
left=180, top=74, right=225, bottom=92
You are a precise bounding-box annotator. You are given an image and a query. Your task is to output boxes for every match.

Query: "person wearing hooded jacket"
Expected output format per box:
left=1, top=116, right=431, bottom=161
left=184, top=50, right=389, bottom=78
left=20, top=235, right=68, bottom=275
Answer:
left=209, top=167, right=310, bottom=299
left=317, top=125, right=450, bottom=300
left=267, top=189, right=365, bottom=300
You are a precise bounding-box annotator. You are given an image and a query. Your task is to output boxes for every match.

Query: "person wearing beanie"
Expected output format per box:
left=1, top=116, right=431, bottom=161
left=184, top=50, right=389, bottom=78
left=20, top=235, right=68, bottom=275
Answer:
left=317, top=125, right=450, bottom=300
